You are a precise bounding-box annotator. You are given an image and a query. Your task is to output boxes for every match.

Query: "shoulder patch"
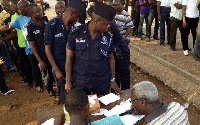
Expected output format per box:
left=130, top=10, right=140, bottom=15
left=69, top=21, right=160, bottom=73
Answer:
left=49, top=17, right=59, bottom=26
left=71, top=24, right=84, bottom=34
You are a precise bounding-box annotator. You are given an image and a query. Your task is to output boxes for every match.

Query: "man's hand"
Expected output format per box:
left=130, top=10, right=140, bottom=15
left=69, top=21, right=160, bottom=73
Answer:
left=65, top=81, right=72, bottom=93
left=158, top=14, right=161, bottom=21
left=39, top=60, right=47, bottom=70
left=0, top=39, right=3, bottom=43
left=182, top=19, right=187, bottom=28
left=55, top=69, right=65, bottom=81
left=110, top=81, right=121, bottom=94
left=54, top=113, right=65, bottom=125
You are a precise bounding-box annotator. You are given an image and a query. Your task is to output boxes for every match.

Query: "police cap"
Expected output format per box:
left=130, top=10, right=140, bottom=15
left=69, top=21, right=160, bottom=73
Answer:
left=93, top=2, right=116, bottom=21
left=68, top=0, right=86, bottom=12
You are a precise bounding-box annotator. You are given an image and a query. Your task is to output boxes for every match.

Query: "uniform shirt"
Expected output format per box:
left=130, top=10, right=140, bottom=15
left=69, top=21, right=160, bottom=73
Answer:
left=10, top=15, right=32, bottom=55
left=170, top=0, right=183, bottom=20
left=66, top=24, right=113, bottom=88
left=44, top=16, right=70, bottom=73
left=157, top=0, right=171, bottom=7
left=0, top=10, right=10, bottom=27
left=182, top=0, right=199, bottom=18
left=114, top=10, right=134, bottom=41
left=25, top=19, right=48, bottom=61
left=11, top=13, right=26, bottom=48
left=139, top=0, right=150, bottom=14
left=145, top=102, right=190, bottom=125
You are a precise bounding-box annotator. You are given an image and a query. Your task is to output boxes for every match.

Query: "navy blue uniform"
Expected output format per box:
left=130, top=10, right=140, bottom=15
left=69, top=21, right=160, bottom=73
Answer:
left=110, top=20, right=130, bottom=90
left=67, top=24, right=113, bottom=95
left=25, top=18, right=55, bottom=92
left=45, top=16, right=72, bottom=103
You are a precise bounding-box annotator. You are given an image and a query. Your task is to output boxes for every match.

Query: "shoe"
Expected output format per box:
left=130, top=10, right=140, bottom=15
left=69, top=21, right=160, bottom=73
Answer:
left=36, top=86, right=43, bottom=92
left=146, top=38, right=150, bottom=42
left=153, top=36, right=159, bottom=40
left=193, top=56, right=200, bottom=61
left=160, top=41, right=165, bottom=46
left=28, top=82, right=33, bottom=88
left=48, top=90, right=56, bottom=97
left=188, top=47, right=192, bottom=51
left=22, top=76, right=28, bottom=83
left=3, top=90, right=15, bottom=95
left=54, top=96, right=61, bottom=105
left=183, top=50, right=189, bottom=56
left=170, top=47, right=177, bottom=51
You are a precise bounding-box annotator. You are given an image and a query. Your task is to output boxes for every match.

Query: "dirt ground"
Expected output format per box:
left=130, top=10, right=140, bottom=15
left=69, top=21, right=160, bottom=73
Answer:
left=0, top=63, right=199, bottom=125
left=0, top=1, right=200, bottom=124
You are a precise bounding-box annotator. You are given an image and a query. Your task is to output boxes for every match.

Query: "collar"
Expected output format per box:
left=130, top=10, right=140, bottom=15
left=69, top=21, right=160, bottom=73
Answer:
left=145, top=103, right=168, bottom=123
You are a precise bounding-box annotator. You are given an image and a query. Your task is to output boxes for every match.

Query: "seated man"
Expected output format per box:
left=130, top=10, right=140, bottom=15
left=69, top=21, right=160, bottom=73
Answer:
left=54, top=89, right=89, bottom=125
left=131, top=81, right=190, bottom=124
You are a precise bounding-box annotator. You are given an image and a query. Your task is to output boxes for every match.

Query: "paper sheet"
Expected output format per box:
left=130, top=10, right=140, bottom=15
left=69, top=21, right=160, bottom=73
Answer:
left=98, top=93, right=120, bottom=105
left=120, top=115, right=145, bottom=125
left=104, top=99, right=132, bottom=116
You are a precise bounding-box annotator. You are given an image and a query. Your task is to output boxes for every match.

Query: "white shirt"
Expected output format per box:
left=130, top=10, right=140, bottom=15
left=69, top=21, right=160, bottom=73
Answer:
left=157, top=0, right=171, bottom=7
left=170, top=0, right=183, bottom=20
left=182, top=0, right=199, bottom=18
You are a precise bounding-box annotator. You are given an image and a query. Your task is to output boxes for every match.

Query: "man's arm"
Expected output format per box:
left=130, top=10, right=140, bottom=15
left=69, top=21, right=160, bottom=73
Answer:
left=157, top=1, right=161, bottom=21
left=29, top=41, right=47, bottom=70
left=0, top=30, right=16, bottom=42
left=108, top=53, right=121, bottom=94
left=45, top=45, right=65, bottom=80
left=65, top=49, right=74, bottom=93
left=182, top=5, right=187, bottom=28
left=0, top=24, right=14, bottom=33
left=174, top=3, right=182, bottom=9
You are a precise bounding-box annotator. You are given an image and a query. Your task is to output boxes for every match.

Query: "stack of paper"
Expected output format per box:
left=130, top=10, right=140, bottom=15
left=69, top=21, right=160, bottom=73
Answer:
left=98, top=93, right=120, bottom=105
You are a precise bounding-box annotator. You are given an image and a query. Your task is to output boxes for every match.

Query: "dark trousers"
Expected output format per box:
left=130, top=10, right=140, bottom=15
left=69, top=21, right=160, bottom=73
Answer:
left=17, top=48, right=33, bottom=83
left=131, top=2, right=140, bottom=36
left=182, top=17, right=199, bottom=50
left=39, top=60, right=54, bottom=91
left=138, top=13, right=150, bottom=37
left=28, top=54, right=43, bottom=87
left=194, top=35, right=200, bottom=59
left=0, top=42, right=13, bottom=71
left=170, top=17, right=184, bottom=48
left=160, top=6, right=171, bottom=43
left=147, top=10, right=159, bottom=38
left=0, top=66, right=9, bottom=94
left=53, top=71, right=66, bottom=104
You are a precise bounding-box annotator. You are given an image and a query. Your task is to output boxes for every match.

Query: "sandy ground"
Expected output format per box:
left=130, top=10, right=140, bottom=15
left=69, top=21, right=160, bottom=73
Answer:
left=0, top=1, right=199, bottom=125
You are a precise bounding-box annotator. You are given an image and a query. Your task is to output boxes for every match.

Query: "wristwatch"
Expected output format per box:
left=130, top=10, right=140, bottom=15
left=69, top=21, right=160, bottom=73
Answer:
left=111, top=78, right=115, bottom=82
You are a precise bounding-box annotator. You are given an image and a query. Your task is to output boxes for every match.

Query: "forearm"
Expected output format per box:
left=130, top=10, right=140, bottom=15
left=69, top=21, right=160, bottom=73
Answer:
left=182, top=5, right=186, bottom=20
left=125, top=27, right=133, bottom=36
left=45, top=45, right=60, bottom=71
left=29, top=42, right=43, bottom=62
left=2, top=30, right=17, bottom=41
left=174, top=3, right=182, bottom=9
left=65, top=49, right=74, bottom=83
left=108, top=54, right=115, bottom=79
left=157, top=1, right=161, bottom=15
left=0, top=25, right=13, bottom=33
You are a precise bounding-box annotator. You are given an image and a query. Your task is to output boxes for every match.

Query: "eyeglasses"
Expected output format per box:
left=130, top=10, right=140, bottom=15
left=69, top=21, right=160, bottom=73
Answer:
left=130, top=98, right=147, bottom=103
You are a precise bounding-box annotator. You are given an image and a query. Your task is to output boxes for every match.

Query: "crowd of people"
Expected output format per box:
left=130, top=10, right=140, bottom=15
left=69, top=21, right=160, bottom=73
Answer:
left=0, top=0, right=192, bottom=124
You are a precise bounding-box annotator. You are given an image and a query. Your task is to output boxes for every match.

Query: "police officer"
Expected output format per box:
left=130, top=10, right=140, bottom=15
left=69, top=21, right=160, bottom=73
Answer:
left=65, top=2, right=121, bottom=95
left=45, top=0, right=86, bottom=104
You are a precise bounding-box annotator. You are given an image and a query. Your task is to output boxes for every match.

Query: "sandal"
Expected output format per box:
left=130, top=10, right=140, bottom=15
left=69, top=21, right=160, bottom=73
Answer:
left=36, top=86, right=43, bottom=92
left=4, top=90, right=15, bottom=95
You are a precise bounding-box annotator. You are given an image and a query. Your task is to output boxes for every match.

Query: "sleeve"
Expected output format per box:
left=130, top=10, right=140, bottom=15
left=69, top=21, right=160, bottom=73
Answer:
left=66, top=29, right=76, bottom=51
left=108, top=38, right=114, bottom=54
left=10, top=16, right=20, bottom=29
left=156, top=0, right=161, bottom=2
left=44, top=22, right=54, bottom=45
left=171, top=0, right=178, bottom=5
left=125, top=16, right=134, bottom=28
left=182, top=0, right=187, bottom=5
left=25, top=23, right=35, bottom=42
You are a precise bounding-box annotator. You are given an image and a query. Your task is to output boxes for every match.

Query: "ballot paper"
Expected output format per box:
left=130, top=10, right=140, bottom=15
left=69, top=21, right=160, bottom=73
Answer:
left=41, top=118, right=54, bottom=125
left=104, top=99, right=132, bottom=116
left=120, top=115, right=145, bottom=125
left=98, top=93, right=120, bottom=105
left=91, top=115, right=124, bottom=125
left=88, top=95, right=100, bottom=114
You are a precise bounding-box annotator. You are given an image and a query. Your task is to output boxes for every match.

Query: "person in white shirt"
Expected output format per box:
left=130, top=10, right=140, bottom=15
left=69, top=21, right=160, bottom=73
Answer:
left=169, top=0, right=184, bottom=51
left=182, top=0, right=199, bottom=56
left=157, top=0, right=171, bottom=45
